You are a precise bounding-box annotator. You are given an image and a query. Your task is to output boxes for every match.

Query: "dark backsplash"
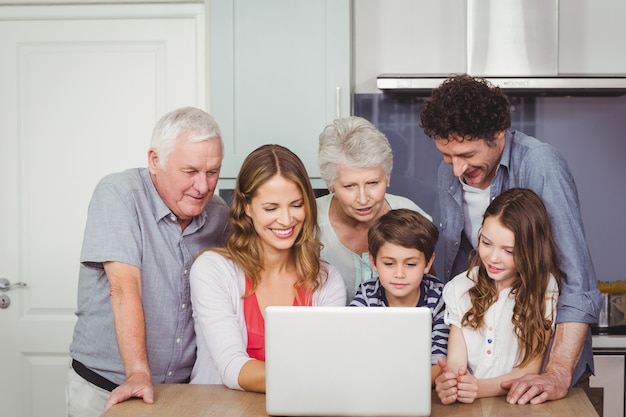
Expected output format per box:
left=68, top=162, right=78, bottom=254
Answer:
left=353, top=94, right=536, bottom=217
left=354, top=93, right=626, bottom=283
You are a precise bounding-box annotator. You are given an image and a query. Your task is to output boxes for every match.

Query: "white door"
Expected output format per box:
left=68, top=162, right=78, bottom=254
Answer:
left=0, top=4, right=205, bottom=416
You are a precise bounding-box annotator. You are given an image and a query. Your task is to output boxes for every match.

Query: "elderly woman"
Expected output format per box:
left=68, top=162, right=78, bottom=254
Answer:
left=317, top=116, right=431, bottom=302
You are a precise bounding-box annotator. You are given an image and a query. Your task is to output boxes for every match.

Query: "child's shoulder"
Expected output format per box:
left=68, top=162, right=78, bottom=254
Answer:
left=443, top=269, right=477, bottom=293
left=422, top=273, right=445, bottom=291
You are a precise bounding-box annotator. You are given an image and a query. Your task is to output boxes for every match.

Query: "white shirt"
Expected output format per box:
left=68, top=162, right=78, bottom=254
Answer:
left=443, top=267, right=558, bottom=379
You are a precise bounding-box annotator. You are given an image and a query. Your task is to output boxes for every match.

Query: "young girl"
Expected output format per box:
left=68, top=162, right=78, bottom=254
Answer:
left=189, top=144, right=346, bottom=393
left=435, top=188, right=560, bottom=404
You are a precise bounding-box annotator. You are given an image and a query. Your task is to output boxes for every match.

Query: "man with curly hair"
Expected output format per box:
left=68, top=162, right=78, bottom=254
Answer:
left=419, top=74, right=601, bottom=406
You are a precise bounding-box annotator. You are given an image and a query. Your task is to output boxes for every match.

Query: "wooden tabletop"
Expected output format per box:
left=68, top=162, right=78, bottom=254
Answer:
left=101, top=384, right=598, bottom=417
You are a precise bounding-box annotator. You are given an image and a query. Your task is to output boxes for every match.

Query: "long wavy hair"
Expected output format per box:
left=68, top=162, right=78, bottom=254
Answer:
left=463, top=188, right=561, bottom=368
left=213, top=144, right=326, bottom=296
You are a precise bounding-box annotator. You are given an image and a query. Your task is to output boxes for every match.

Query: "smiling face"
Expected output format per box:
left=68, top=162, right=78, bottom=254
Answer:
left=435, top=132, right=505, bottom=190
left=331, top=165, right=389, bottom=224
left=371, top=242, right=434, bottom=307
left=244, top=174, right=306, bottom=254
left=478, top=215, right=518, bottom=290
left=149, top=133, right=222, bottom=229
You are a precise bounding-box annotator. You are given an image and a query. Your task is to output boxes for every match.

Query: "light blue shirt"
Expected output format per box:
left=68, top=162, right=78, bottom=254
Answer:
left=317, top=193, right=431, bottom=303
left=435, top=130, right=602, bottom=386
left=70, top=168, right=229, bottom=385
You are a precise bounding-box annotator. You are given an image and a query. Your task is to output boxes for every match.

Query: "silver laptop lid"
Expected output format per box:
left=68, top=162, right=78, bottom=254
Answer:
left=265, top=306, right=432, bottom=416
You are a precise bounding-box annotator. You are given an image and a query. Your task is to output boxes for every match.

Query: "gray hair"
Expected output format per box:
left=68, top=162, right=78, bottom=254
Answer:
left=150, top=106, right=223, bottom=169
left=318, top=116, right=393, bottom=188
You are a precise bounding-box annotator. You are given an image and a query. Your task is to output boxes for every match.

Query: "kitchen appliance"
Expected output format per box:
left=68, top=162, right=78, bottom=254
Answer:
left=593, top=280, right=626, bottom=335
left=376, top=0, right=626, bottom=96
left=593, top=293, right=626, bottom=335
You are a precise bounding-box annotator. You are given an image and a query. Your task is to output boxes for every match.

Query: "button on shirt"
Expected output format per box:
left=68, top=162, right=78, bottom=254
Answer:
left=69, top=167, right=229, bottom=385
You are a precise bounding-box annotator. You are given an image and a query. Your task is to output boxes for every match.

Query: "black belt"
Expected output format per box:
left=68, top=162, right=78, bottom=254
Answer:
left=72, top=359, right=119, bottom=392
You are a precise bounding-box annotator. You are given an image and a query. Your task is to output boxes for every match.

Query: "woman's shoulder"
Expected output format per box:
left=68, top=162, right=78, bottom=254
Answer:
left=194, top=248, right=227, bottom=262
left=192, top=250, right=242, bottom=275
left=316, top=193, right=333, bottom=207
left=316, top=261, right=348, bottom=305
left=315, top=193, right=333, bottom=224
left=190, top=250, right=247, bottom=295
left=321, top=261, right=343, bottom=281
left=384, top=193, right=432, bottom=221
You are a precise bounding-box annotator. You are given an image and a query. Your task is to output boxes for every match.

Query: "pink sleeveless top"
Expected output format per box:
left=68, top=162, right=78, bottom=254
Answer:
left=243, top=277, right=312, bottom=361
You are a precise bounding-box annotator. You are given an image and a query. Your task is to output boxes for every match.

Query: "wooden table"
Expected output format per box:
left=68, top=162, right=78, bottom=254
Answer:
left=101, top=384, right=599, bottom=417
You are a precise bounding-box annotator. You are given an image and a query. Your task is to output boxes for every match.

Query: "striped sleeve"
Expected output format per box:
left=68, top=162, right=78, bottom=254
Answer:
left=349, top=279, right=385, bottom=307
left=423, top=275, right=449, bottom=364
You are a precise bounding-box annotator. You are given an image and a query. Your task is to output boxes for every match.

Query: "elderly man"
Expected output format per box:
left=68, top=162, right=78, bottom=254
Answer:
left=67, top=107, right=230, bottom=416
left=420, top=74, right=602, bottom=406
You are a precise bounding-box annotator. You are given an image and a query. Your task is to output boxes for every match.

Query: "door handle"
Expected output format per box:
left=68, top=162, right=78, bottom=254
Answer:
left=0, top=277, right=28, bottom=292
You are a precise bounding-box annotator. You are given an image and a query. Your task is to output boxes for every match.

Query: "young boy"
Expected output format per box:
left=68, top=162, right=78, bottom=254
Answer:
left=350, top=208, right=448, bottom=384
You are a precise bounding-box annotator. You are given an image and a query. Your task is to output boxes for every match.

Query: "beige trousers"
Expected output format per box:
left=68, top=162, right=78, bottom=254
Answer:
left=66, top=364, right=110, bottom=417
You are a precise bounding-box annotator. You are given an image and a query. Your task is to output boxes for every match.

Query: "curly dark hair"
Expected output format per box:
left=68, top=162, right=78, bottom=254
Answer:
left=420, top=74, right=511, bottom=143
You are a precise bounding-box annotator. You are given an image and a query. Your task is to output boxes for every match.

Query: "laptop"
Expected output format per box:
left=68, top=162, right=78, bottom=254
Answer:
left=265, top=306, right=432, bottom=416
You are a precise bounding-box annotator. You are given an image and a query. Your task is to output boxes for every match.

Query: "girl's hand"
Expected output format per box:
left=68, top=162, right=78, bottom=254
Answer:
left=434, top=358, right=459, bottom=405
left=455, top=366, right=478, bottom=404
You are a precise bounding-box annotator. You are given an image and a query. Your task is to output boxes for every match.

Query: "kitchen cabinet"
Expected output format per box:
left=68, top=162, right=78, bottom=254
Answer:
left=559, top=0, right=626, bottom=75
left=209, top=0, right=351, bottom=179
left=356, top=0, right=626, bottom=94
left=591, top=336, right=626, bottom=417
left=354, top=0, right=465, bottom=93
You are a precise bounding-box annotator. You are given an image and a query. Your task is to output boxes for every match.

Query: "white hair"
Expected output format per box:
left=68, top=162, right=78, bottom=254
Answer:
left=318, top=116, right=393, bottom=188
left=150, top=107, right=223, bottom=169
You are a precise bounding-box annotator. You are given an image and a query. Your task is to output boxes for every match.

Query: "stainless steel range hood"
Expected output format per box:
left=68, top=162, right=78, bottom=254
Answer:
left=377, top=75, right=626, bottom=96
left=377, top=0, right=626, bottom=97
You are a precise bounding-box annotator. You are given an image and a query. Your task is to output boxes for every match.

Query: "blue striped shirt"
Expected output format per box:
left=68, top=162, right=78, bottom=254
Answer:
left=350, top=274, right=449, bottom=364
